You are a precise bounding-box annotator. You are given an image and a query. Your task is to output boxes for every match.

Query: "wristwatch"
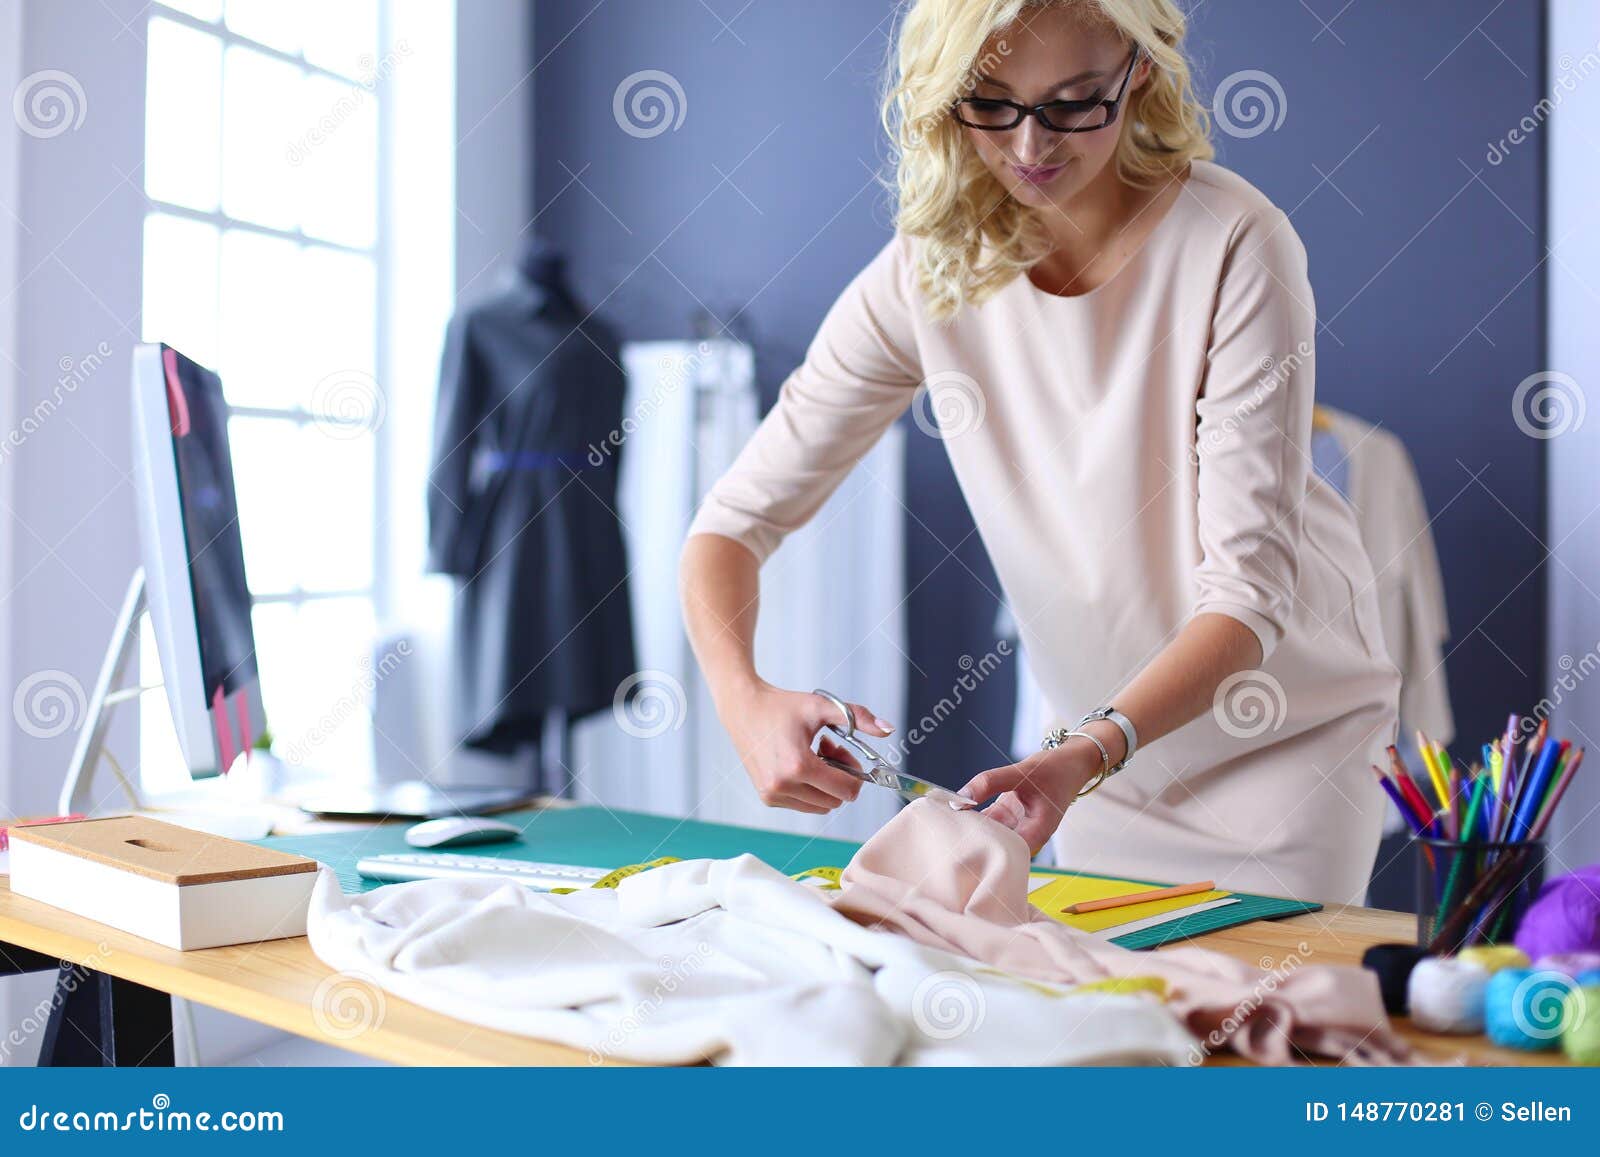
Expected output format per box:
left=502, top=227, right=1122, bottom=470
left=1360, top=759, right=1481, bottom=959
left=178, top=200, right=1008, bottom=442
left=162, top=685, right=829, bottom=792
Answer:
left=1039, top=706, right=1138, bottom=802
left=1075, top=706, right=1138, bottom=772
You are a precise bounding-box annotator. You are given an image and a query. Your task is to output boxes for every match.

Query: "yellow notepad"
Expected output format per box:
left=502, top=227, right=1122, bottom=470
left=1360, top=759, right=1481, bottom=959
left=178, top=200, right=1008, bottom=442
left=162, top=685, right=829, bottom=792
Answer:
left=1027, top=873, right=1231, bottom=934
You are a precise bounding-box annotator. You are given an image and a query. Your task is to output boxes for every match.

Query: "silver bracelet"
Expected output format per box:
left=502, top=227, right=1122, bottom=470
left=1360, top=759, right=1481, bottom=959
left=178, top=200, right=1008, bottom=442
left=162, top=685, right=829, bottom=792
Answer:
left=1041, top=728, right=1113, bottom=799
left=1075, top=706, right=1137, bottom=771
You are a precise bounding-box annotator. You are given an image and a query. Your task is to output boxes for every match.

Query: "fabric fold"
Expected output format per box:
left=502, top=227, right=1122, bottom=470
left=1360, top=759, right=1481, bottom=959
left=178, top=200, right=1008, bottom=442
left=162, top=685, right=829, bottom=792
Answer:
left=831, top=800, right=1412, bottom=1065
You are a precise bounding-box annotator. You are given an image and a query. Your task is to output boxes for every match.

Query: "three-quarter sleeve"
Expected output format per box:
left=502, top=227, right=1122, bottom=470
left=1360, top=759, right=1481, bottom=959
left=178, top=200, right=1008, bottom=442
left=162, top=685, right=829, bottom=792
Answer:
left=687, top=233, right=923, bottom=563
left=1190, top=208, right=1317, bottom=661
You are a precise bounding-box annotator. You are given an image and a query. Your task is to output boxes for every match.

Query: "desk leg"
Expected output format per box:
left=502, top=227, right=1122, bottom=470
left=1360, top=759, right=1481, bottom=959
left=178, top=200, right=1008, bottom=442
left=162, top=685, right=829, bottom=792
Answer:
left=36, top=963, right=174, bottom=1067
left=100, top=972, right=175, bottom=1066
left=37, top=963, right=104, bottom=1065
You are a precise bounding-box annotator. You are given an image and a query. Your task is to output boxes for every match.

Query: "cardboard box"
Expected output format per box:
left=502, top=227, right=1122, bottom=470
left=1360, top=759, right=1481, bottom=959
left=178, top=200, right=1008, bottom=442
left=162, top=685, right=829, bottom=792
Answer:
left=8, top=815, right=318, bottom=950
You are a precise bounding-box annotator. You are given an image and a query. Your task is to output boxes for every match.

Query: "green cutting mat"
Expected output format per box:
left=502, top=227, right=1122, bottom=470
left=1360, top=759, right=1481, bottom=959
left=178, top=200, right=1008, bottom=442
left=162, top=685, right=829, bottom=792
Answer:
left=258, top=805, right=1318, bottom=951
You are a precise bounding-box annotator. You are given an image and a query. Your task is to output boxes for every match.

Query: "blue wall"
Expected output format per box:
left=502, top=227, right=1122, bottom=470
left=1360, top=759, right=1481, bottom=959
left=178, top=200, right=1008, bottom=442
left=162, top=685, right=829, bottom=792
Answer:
left=532, top=0, right=1547, bottom=786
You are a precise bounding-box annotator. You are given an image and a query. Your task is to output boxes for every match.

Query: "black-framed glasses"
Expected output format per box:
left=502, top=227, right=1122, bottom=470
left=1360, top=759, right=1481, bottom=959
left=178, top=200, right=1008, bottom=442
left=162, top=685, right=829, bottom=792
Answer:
left=951, top=47, right=1141, bottom=134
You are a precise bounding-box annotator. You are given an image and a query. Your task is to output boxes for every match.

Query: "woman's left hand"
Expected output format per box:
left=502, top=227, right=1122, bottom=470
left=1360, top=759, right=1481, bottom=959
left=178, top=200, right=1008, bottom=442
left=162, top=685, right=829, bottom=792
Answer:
left=957, top=741, right=1106, bottom=854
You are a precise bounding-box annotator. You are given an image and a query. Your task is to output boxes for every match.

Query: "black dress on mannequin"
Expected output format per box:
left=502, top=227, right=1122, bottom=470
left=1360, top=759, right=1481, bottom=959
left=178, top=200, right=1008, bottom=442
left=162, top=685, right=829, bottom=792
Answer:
left=426, top=238, right=636, bottom=789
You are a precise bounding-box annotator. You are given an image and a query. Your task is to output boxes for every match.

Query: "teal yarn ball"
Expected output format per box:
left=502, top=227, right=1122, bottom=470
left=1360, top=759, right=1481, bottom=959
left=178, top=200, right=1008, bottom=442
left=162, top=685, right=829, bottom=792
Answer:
left=1484, top=968, right=1577, bottom=1050
left=1564, top=984, right=1600, bottom=1065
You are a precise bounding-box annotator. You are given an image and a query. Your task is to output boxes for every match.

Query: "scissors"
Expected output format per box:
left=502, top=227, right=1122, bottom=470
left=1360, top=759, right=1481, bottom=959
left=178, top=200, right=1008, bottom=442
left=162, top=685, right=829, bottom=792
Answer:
left=810, top=689, right=977, bottom=811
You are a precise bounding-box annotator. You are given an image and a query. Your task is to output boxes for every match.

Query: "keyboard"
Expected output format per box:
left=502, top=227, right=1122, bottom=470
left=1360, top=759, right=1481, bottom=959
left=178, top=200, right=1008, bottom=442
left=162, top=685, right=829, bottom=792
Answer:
left=356, top=852, right=612, bottom=891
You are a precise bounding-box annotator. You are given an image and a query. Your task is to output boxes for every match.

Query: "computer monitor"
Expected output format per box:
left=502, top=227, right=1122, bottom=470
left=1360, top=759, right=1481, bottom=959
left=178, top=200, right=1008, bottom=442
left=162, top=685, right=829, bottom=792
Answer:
left=59, top=343, right=264, bottom=814
left=61, top=342, right=528, bottom=821
left=133, top=342, right=265, bottom=777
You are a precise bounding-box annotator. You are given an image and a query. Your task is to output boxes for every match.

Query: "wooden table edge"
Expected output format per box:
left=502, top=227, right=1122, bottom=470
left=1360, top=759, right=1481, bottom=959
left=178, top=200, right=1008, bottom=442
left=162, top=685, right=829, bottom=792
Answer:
left=0, top=879, right=1568, bottom=1067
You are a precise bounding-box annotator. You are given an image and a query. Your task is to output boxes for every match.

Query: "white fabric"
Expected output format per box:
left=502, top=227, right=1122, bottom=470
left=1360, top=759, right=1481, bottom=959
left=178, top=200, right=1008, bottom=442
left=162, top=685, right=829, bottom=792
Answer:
left=572, top=339, right=906, bottom=840
left=306, top=860, right=1197, bottom=1067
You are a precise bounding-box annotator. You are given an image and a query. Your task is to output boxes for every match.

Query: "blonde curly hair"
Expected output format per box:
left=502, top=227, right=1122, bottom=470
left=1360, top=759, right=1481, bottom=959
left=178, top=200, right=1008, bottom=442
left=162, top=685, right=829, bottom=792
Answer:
left=880, top=0, right=1214, bottom=321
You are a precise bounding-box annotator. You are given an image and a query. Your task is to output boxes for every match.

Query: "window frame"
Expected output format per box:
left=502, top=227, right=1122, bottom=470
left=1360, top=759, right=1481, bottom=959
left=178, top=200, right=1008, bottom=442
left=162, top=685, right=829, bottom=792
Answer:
left=142, top=0, right=393, bottom=616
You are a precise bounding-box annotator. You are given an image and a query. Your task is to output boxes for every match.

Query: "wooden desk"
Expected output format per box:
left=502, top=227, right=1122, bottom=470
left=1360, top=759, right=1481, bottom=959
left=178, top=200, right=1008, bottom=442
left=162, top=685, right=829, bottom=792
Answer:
left=0, top=878, right=1568, bottom=1066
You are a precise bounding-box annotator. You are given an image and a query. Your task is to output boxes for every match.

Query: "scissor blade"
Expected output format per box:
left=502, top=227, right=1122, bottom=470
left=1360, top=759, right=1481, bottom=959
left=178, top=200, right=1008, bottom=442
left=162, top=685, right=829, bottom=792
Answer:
left=817, top=755, right=977, bottom=811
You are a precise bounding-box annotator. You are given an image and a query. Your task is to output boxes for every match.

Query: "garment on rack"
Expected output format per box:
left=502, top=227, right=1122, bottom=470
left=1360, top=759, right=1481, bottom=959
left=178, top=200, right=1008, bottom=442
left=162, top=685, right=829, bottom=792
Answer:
left=426, top=239, right=636, bottom=754
left=1312, top=407, right=1453, bottom=751
left=308, top=800, right=1409, bottom=1066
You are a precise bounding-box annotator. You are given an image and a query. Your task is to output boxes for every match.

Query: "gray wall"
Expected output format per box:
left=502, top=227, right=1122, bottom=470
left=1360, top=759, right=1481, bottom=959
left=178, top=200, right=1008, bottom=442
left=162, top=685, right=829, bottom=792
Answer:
left=531, top=0, right=1552, bottom=791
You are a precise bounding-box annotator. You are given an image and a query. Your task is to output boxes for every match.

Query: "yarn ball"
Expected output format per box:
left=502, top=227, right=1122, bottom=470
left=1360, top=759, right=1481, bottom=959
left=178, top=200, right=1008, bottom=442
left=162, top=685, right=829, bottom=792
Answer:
left=1576, top=969, right=1600, bottom=988
left=1408, top=957, right=1489, bottom=1034
left=1484, top=967, right=1576, bottom=1050
left=1563, top=984, right=1600, bottom=1065
left=1514, top=865, right=1600, bottom=960
left=1362, top=943, right=1430, bottom=1015
left=1457, top=944, right=1530, bottom=974
left=1532, top=951, right=1600, bottom=978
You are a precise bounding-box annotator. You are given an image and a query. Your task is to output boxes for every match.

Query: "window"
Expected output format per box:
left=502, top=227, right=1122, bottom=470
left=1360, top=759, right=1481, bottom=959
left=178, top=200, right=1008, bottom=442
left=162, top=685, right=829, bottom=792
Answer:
left=139, top=0, right=394, bottom=786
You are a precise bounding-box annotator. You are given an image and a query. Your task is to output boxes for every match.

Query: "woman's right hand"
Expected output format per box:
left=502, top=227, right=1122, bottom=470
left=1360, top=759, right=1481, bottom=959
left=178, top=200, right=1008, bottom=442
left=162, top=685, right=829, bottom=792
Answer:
left=716, top=683, right=895, bottom=814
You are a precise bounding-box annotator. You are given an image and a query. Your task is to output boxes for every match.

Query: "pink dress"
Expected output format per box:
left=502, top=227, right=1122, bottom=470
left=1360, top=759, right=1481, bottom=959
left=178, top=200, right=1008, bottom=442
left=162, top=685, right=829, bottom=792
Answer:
left=688, top=160, right=1401, bottom=904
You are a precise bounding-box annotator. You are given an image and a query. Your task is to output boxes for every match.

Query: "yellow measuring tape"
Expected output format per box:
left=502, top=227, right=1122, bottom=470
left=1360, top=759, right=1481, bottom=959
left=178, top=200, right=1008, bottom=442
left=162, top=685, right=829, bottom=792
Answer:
left=547, top=856, right=683, bottom=893
left=789, top=866, right=844, bottom=890
left=548, top=859, right=846, bottom=893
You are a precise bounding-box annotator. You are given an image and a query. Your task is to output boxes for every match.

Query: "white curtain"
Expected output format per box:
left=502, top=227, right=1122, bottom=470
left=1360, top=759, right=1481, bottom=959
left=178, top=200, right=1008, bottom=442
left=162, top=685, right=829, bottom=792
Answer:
left=571, top=340, right=906, bottom=842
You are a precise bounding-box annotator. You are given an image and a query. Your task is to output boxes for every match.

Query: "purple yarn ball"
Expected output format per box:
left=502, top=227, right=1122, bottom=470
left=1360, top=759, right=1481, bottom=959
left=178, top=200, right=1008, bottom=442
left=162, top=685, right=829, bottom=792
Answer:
left=1534, top=952, right=1600, bottom=977
left=1515, top=865, right=1600, bottom=960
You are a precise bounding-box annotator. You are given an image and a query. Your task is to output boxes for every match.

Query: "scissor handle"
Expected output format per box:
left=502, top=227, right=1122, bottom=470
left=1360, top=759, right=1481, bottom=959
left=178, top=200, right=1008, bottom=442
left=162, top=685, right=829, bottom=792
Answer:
left=811, top=688, right=856, bottom=737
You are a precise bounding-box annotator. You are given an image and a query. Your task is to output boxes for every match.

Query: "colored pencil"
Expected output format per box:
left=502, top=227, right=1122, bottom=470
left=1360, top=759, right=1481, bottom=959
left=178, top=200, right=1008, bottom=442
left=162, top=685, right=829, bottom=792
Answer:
left=1372, top=764, right=1427, bottom=834
left=1418, top=731, right=1450, bottom=815
left=1510, top=738, right=1563, bottom=842
left=1060, top=880, right=1215, bottom=915
left=1395, top=768, right=1439, bottom=836
left=1530, top=747, right=1584, bottom=839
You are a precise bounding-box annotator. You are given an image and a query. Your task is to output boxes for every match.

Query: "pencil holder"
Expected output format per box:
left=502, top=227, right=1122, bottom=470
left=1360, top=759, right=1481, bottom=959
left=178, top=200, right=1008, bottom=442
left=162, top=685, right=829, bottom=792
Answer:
left=1413, top=836, right=1545, bottom=954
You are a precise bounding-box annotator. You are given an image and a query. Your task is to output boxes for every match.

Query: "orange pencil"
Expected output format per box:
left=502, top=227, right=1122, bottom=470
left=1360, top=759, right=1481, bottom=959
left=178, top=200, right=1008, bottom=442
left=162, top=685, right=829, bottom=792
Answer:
left=1061, top=880, right=1215, bottom=915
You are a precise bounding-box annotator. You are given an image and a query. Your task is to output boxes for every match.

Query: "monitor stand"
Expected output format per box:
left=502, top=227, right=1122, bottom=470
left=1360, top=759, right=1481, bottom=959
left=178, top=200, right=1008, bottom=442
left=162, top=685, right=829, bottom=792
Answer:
left=60, top=569, right=532, bottom=832
left=56, top=569, right=272, bottom=840
left=59, top=568, right=148, bottom=817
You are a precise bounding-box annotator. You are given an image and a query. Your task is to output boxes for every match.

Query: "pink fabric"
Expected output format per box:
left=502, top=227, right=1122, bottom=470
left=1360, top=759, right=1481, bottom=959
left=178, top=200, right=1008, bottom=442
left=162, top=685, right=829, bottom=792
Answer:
left=829, top=800, right=1412, bottom=1065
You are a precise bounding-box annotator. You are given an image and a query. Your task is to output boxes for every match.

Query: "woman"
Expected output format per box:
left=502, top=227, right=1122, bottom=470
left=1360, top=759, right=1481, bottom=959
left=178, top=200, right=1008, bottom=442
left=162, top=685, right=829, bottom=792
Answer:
left=679, top=0, right=1400, bottom=904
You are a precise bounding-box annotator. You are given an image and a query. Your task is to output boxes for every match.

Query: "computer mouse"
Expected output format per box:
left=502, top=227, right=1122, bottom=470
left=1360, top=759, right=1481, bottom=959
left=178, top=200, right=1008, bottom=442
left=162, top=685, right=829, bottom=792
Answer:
left=404, top=816, right=523, bottom=849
